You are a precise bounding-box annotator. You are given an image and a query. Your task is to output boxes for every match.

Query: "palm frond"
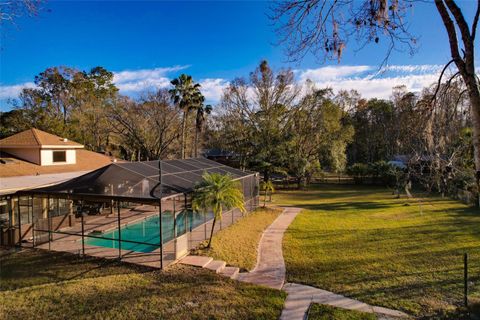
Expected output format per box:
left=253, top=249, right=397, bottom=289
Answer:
left=191, top=172, right=246, bottom=220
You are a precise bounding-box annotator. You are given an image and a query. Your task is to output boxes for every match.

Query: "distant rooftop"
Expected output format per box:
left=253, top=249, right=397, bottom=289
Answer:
left=0, top=128, right=83, bottom=148
left=0, top=149, right=115, bottom=178
left=204, top=148, right=236, bottom=157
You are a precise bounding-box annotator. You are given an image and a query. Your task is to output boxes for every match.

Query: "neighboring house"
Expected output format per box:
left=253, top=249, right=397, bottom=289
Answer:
left=0, top=128, right=84, bottom=167
left=0, top=128, right=116, bottom=233
left=0, top=128, right=115, bottom=186
left=203, top=148, right=238, bottom=165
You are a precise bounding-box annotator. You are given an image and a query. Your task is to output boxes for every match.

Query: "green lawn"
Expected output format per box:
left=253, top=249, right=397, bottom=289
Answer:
left=0, top=249, right=286, bottom=320
left=194, top=207, right=282, bottom=271
left=274, top=184, right=480, bottom=318
left=307, top=304, right=376, bottom=320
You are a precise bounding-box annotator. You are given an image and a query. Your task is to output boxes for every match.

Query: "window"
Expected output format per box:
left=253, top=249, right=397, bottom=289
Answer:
left=52, top=150, right=67, bottom=163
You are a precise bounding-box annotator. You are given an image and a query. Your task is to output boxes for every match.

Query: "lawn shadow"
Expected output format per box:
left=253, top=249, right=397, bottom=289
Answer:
left=0, top=249, right=151, bottom=291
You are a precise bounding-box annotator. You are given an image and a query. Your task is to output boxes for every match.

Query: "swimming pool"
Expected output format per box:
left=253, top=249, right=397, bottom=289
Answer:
left=85, top=211, right=214, bottom=252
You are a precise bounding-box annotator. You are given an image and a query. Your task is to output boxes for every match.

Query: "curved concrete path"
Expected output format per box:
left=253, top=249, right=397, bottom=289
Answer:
left=281, top=283, right=408, bottom=319
left=236, top=207, right=301, bottom=289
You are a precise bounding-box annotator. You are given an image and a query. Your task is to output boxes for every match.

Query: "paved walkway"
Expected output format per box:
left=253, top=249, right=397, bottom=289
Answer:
left=281, top=283, right=408, bottom=320
left=236, top=207, right=301, bottom=289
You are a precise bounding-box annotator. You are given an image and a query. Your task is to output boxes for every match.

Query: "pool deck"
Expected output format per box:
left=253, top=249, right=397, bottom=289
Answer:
left=35, top=206, right=175, bottom=268
left=33, top=205, right=240, bottom=269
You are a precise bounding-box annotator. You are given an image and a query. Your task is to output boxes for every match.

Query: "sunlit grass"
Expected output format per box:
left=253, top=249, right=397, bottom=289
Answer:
left=195, top=207, right=282, bottom=271
left=0, top=249, right=286, bottom=320
left=307, top=304, right=376, bottom=320
left=276, top=184, right=480, bottom=317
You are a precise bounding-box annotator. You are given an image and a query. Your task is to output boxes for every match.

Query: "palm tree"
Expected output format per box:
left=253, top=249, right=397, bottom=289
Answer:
left=260, top=180, right=275, bottom=207
left=169, top=74, right=203, bottom=159
left=193, top=101, right=212, bottom=158
left=192, top=172, right=246, bottom=248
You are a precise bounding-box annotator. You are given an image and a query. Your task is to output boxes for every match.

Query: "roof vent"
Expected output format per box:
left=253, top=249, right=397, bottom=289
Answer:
left=63, top=138, right=68, bottom=142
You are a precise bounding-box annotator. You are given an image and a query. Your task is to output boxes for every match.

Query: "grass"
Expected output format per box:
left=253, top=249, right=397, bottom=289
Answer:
left=194, top=207, right=282, bottom=271
left=274, top=184, right=480, bottom=318
left=0, top=249, right=286, bottom=320
left=307, top=304, right=376, bottom=320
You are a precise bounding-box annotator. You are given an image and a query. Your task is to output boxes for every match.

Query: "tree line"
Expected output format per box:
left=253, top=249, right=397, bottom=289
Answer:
left=1, top=67, right=210, bottom=161
left=206, top=60, right=473, bottom=197
left=0, top=60, right=475, bottom=198
left=343, top=78, right=473, bottom=196
left=269, top=0, right=479, bottom=201
left=206, top=61, right=353, bottom=187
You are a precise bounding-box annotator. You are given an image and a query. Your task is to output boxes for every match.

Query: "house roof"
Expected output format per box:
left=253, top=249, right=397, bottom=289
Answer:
left=19, top=158, right=255, bottom=202
left=0, top=170, right=93, bottom=196
left=0, top=128, right=83, bottom=148
left=204, top=148, right=236, bottom=158
left=0, top=149, right=115, bottom=178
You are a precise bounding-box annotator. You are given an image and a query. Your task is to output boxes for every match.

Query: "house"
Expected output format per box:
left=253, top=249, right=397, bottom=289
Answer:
left=0, top=128, right=84, bottom=166
left=203, top=148, right=238, bottom=166
left=0, top=128, right=115, bottom=193
left=0, top=128, right=116, bottom=238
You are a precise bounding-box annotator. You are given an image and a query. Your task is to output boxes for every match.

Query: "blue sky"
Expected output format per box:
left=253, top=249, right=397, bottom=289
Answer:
left=1, top=0, right=478, bottom=110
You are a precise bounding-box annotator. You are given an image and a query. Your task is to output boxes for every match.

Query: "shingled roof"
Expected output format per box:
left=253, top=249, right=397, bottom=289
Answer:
left=0, top=128, right=83, bottom=148
left=0, top=149, right=115, bottom=178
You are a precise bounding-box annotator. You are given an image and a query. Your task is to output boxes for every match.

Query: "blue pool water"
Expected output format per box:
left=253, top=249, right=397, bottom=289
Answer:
left=85, top=211, right=214, bottom=252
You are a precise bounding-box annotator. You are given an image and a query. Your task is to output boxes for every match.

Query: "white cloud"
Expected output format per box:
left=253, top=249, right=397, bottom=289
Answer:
left=199, top=78, right=229, bottom=103
left=113, top=65, right=189, bottom=93
left=298, top=65, right=372, bottom=82
left=297, top=64, right=444, bottom=99
left=0, top=64, right=455, bottom=105
left=381, top=64, right=443, bottom=74
left=113, top=66, right=188, bottom=83
left=0, top=82, right=35, bottom=99
left=113, top=67, right=229, bottom=103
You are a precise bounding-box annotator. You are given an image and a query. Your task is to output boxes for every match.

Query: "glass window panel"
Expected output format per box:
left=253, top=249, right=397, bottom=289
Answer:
left=52, top=150, right=67, bottom=162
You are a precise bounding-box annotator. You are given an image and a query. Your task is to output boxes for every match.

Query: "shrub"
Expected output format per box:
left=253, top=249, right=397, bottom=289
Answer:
left=346, top=163, right=370, bottom=184
left=346, top=161, right=397, bottom=186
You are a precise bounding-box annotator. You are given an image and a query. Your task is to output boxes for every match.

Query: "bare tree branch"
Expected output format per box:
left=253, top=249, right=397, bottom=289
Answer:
left=0, top=0, right=43, bottom=26
left=431, top=59, right=455, bottom=102
left=434, top=0, right=466, bottom=71
left=472, top=0, right=480, bottom=40
left=271, top=0, right=417, bottom=64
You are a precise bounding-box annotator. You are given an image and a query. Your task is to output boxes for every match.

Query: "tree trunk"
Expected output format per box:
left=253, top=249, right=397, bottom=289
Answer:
left=467, top=88, right=480, bottom=206
left=180, top=111, right=187, bottom=159
left=434, top=0, right=480, bottom=205
left=207, top=217, right=217, bottom=248
left=264, top=171, right=270, bottom=183
left=297, top=177, right=306, bottom=190
left=194, top=127, right=199, bottom=158
left=459, top=47, right=480, bottom=207
left=264, top=190, right=267, bottom=207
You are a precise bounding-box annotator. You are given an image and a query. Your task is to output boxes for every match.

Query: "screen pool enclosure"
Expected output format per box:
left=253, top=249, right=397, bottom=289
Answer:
left=7, top=158, right=259, bottom=269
